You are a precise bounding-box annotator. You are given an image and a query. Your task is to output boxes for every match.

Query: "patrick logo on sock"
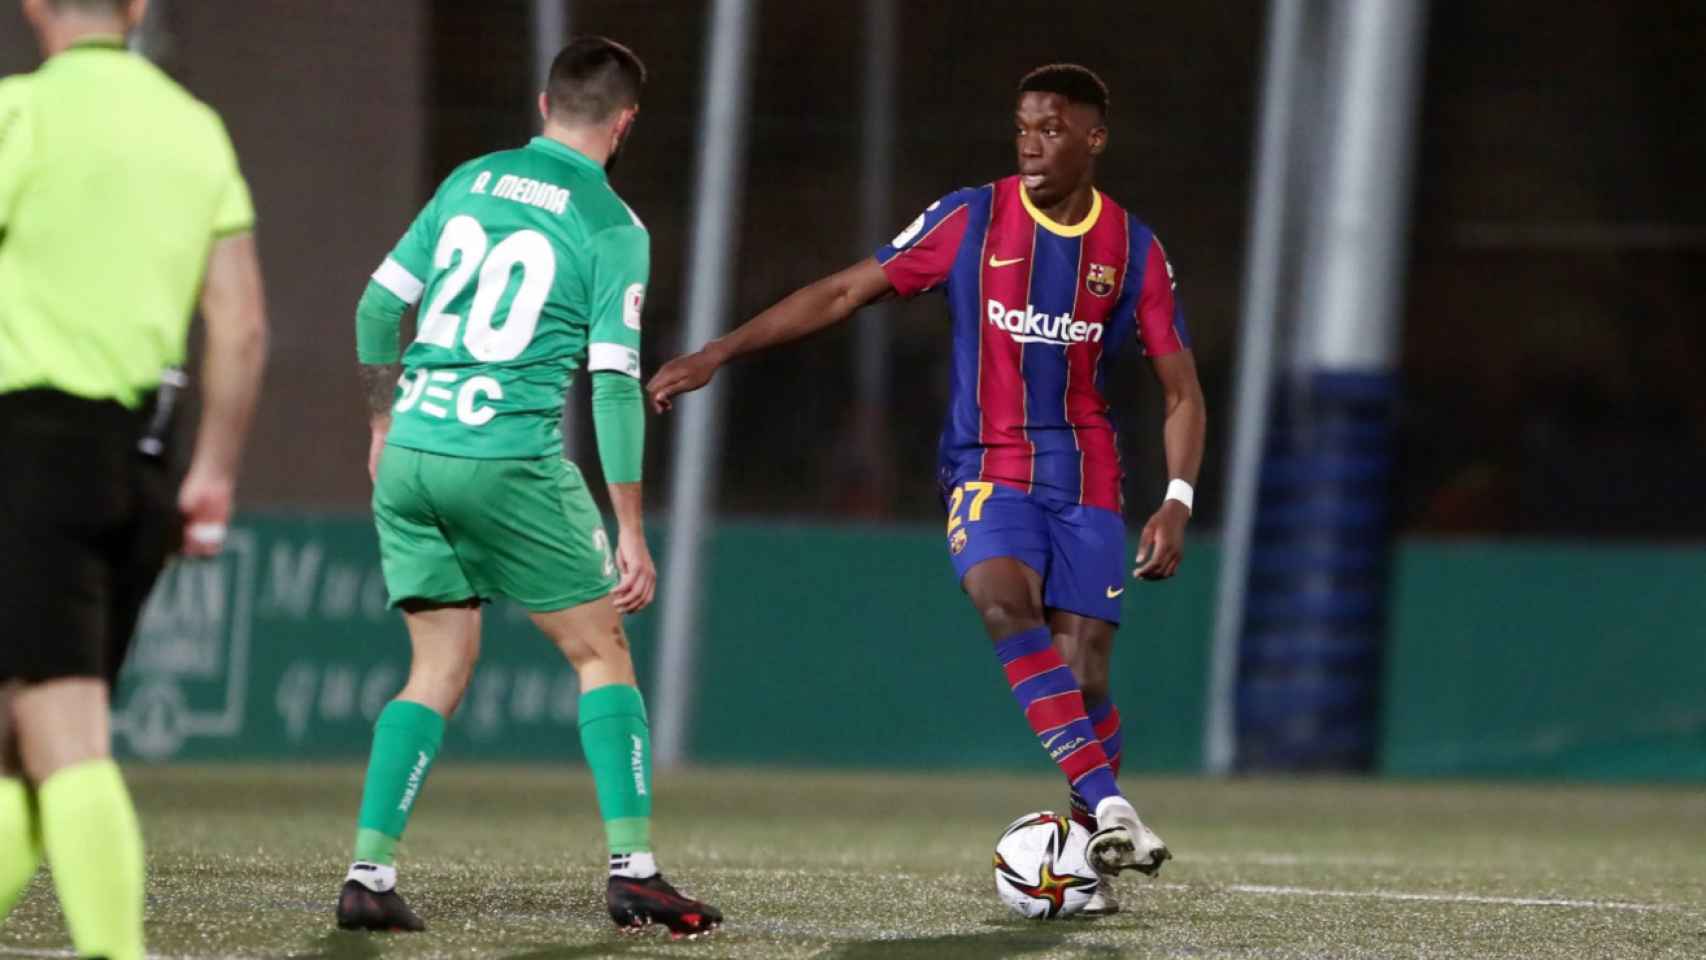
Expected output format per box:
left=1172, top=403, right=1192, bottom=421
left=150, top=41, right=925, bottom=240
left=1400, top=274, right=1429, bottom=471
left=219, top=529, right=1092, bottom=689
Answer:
left=397, top=751, right=430, bottom=814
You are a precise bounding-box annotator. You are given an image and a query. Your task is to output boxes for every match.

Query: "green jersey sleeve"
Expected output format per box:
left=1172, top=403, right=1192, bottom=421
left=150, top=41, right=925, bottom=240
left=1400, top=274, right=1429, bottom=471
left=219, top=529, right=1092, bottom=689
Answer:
left=356, top=190, right=442, bottom=364
left=591, top=371, right=644, bottom=484
left=369, top=197, right=439, bottom=308
left=0, top=78, right=34, bottom=234
left=585, top=224, right=648, bottom=379
left=355, top=279, right=407, bottom=364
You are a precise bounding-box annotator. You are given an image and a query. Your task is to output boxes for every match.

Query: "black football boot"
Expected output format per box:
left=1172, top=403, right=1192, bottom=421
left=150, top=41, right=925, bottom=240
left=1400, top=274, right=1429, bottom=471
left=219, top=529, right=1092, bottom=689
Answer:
left=607, top=874, right=723, bottom=939
left=336, top=879, right=427, bottom=932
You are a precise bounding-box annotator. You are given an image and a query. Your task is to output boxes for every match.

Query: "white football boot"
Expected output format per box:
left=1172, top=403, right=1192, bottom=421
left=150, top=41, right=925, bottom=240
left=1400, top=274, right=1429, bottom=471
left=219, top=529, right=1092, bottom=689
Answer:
left=1081, top=876, right=1121, bottom=916
left=1086, top=796, right=1171, bottom=878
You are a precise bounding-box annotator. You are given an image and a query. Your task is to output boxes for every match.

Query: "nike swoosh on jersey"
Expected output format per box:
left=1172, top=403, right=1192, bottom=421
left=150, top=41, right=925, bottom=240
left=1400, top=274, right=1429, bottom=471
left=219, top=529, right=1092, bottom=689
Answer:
left=1106, top=586, right=1125, bottom=598
left=988, top=255, right=1026, bottom=268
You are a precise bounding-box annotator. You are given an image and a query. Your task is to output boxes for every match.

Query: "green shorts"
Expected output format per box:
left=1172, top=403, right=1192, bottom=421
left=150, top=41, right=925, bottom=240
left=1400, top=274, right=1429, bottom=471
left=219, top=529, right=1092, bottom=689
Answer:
left=372, top=446, right=618, bottom=612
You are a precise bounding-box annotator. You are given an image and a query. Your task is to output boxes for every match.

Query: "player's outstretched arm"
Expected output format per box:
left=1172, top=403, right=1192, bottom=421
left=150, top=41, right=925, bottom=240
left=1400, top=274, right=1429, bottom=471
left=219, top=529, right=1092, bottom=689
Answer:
left=180, top=232, right=269, bottom=557
left=647, top=257, right=894, bottom=412
left=1134, top=351, right=1207, bottom=581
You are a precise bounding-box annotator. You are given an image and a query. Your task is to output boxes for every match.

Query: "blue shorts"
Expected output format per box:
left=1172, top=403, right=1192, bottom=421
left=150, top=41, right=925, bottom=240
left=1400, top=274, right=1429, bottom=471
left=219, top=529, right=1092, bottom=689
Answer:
left=944, top=480, right=1128, bottom=624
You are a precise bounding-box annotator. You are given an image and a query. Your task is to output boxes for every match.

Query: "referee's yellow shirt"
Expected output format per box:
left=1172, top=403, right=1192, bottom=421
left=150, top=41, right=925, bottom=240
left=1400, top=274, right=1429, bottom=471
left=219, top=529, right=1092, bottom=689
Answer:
left=0, top=36, right=254, bottom=409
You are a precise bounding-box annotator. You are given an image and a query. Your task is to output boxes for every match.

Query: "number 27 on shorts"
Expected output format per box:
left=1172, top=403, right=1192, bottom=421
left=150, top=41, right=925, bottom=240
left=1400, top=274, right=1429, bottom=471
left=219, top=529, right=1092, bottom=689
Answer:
left=947, top=481, right=995, bottom=535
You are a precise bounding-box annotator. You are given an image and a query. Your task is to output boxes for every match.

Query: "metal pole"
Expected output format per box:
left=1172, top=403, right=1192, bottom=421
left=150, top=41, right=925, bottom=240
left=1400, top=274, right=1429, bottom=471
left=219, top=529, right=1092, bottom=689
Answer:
left=1302, top=0, right=1427, bottom=371
left=1204, top=0, right=1308, bottom=775
left=850, top=0, right=897, bottom=509
left=1231, top=0, right=1429, bottom=772
left=531, top=0, right=569, bottom=88
left=128, top=0, right=170, bottom=61
left=532, top=1, right=576, bottom=457
left=652, top=0, right=756, bottom=768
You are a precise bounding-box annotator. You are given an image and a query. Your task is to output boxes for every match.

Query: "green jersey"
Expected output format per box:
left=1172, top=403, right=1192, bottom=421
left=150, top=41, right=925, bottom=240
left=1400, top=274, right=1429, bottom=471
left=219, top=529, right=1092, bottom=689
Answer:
left=0, top=37, right=254, bottom=408
left=361, top=137, right=647, bottom=459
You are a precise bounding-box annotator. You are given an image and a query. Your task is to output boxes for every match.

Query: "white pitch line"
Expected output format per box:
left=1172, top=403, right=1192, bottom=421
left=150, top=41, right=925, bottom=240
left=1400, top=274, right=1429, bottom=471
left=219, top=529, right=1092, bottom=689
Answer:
left=1194, top=882, right=1673, bottom=913
left=1192, top=852, right=1400, bottom=868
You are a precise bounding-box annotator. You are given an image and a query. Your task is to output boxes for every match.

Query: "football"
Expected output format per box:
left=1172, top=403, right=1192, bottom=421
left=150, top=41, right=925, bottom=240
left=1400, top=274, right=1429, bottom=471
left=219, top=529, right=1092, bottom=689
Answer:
left=992, top=812, right=1100, bottom=919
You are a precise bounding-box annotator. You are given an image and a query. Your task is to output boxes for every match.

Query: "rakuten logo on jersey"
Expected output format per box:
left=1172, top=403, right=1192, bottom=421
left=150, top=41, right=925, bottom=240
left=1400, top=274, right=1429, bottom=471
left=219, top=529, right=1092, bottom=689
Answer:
left=986, top=299, right=1104, bottom=346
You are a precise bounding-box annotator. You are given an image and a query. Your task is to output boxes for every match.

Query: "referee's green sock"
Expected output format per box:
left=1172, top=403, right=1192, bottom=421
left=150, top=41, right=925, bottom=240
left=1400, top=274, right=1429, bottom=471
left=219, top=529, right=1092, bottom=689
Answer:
left=38, top=760, right=145, bottom=960
left=0, top=775, right=41, bottom=918
left=351, top=700, right=445, bottom=877
left=578, top=683, right=656, bottom=878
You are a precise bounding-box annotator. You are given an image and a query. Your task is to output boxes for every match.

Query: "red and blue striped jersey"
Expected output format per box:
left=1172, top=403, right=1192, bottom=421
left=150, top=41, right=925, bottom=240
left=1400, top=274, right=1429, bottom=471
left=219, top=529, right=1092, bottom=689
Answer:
left=875, top=176, right=1190, bottom=514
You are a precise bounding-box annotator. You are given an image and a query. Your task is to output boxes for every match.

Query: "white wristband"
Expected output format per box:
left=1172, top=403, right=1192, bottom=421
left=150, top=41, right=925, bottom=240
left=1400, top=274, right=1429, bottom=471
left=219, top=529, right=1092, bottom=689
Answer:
left=1165, top=479, right=1195, bottom=513
left=188, top=522, right=228, bottom=546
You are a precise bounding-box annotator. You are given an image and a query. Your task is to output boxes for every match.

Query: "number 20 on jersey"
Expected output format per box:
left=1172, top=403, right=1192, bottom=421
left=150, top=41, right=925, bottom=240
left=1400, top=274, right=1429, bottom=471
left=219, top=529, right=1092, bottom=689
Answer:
left=397, top=215, right=559, bottom=427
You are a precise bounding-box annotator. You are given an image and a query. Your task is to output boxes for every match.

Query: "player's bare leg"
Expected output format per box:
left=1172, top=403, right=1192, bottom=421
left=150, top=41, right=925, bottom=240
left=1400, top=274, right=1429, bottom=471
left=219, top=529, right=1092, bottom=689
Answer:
left=532, top=597, right=721, bottom=939
left=964, top=556, right=1049, bottom=641
left=1052, top=613, right=1170, bottom=912
left=532, top=595, right=636, bottom=689
left=13, top=681, right=108, bottom=782
left=394, top=600, right=483, bottom=716
left=339, top=599, right=481, bottom=932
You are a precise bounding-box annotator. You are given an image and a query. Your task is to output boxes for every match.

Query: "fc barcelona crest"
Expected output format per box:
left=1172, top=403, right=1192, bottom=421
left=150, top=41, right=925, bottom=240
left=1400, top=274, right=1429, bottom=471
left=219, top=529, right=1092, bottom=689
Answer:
left=1085, top=263, right=1117, bottom=298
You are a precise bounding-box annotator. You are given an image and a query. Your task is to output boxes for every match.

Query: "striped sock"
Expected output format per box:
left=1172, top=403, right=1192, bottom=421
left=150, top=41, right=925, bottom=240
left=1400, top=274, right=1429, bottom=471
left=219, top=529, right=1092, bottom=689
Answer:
left=1093, top=699, right=1124, bottom=776
left=1071, top=699, right=1124, bottom=829
left=996, top=627, right=1121, bottom=812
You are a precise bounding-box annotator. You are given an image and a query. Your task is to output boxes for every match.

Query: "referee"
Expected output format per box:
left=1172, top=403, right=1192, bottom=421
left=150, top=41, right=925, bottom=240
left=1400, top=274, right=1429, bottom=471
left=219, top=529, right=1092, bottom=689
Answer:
left=0, top=2, right=267, bottom=957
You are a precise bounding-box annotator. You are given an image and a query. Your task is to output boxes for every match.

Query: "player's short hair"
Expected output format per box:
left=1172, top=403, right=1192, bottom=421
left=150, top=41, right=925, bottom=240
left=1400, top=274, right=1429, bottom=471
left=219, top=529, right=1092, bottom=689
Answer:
left=546, top=36, right=647, bottom=125
left=1018, top=64, right=1110, bottom=120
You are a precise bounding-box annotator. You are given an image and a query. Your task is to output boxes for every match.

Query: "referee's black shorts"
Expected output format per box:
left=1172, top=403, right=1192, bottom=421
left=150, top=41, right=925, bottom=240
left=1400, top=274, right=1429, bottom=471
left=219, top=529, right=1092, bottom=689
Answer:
left=0, top=389, right=180, bottom=686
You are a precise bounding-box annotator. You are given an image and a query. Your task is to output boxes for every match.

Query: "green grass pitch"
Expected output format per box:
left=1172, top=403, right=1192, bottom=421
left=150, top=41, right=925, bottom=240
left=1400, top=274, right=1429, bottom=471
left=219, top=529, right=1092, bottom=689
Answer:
left=2, top=766, right=1702, bottom=958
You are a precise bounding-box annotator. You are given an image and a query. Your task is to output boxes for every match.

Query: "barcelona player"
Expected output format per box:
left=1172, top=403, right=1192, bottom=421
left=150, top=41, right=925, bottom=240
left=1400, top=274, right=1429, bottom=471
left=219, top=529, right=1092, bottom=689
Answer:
left=650, top=63, right=1206, bottom=914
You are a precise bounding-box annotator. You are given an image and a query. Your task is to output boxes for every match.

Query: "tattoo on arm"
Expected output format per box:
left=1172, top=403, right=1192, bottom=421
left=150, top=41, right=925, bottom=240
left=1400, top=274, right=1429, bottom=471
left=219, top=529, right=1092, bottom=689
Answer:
left=359, top=363, right=401, bottom=418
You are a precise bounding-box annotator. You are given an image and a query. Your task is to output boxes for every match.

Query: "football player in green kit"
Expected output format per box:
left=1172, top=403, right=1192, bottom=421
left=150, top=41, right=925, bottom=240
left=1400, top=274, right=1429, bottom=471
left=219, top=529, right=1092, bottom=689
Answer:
left=337, top=37, right=720, bottom=938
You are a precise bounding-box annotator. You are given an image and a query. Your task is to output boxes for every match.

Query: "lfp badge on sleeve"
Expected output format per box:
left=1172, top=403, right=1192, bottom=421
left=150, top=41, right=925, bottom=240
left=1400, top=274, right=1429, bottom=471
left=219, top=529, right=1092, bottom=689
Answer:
left=113, top=531, right=258, bottom=759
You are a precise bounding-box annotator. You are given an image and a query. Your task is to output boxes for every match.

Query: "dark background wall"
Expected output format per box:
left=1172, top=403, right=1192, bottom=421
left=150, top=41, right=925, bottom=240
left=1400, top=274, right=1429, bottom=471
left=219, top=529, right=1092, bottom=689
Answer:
left=1, top=1, right=429, bottom=509
left=435, top=0, right=1257, bottom=525
left=1400, top=2, right=1706, bottom=537
left=5, top=1, right=1701, bottom=539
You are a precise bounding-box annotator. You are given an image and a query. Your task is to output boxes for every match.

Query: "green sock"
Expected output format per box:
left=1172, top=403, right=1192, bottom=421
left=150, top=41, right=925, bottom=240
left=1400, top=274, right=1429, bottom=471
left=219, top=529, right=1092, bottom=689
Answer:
left=578, top=684, right=652, bottom=854
left=0, top=776, right=41, bottom=918
left=353, top=700, right=445, bottom=865
left=38, top=760, right=144, bottom=960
